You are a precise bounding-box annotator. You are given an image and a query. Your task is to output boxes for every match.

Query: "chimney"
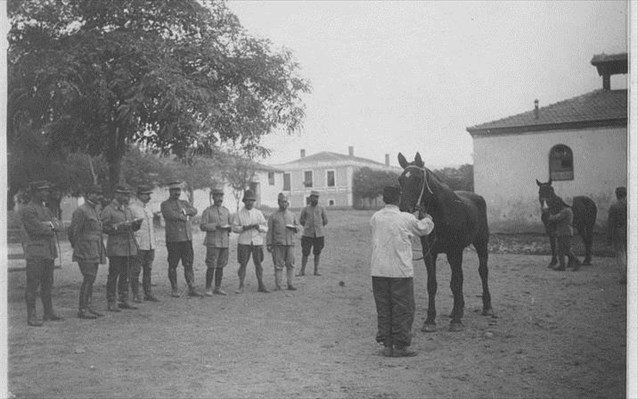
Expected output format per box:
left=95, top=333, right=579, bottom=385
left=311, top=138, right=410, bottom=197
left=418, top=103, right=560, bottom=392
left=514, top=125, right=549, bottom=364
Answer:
left=534, top=99, right=539, bottom=119
left=591, top=53, right=628, bottom=91
left=385, top=154, right=390, bottom=166
left=348, top=146, right=354, bottom=156
left=300, top=149, right=306, bottom=158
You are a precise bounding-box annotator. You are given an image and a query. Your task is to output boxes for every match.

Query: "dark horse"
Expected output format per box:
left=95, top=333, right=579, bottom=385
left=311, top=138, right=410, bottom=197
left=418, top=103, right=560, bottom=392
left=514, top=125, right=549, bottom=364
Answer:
left=397, top=153, right=493, bottom=332
left=536, top=179, right=597, bottom=266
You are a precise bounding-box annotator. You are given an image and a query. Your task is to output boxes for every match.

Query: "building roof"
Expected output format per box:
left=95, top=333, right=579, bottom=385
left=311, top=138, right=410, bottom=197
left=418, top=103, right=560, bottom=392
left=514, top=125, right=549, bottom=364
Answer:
left=273, top=151, right=401, bottom=172
left=467, top=89, right=627, bottom=137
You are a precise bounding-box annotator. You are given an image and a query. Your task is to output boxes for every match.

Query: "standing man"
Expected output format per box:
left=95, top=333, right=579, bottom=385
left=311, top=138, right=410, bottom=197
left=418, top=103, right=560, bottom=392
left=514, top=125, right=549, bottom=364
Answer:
left=101, top=185, right=142, bottom=311
left=370, top=186, right=434, bottom=357
left=298, top=190, right=328, bottom=276
left=129, top=184, right=159, bottom=302
left=547, top=197, right=581, bottom=272
left=266, top=193, right=299, bottom=291
left=231, top=189, right=269, bottom=294
left=607, top=186, right=627, bottom=284
left=68, top=184, right=106, bottom=319
left=200, top=186, right=232, bottom=296
left=161, top=181, right=202, bottom=297
left=20, top=180, right=65, bottom=326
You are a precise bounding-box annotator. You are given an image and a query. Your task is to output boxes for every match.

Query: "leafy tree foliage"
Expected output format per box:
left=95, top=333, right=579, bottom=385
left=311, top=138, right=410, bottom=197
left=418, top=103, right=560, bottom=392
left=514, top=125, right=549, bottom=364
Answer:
left=8, top=0, right=310, bottom=193
left=352, top=167, right=401, bottom=206
left=432, top=164, right=474, bottom=192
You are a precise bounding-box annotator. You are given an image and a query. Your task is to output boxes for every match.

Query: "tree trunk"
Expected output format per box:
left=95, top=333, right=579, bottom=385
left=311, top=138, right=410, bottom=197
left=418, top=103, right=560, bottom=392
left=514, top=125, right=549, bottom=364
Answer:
left=106, top=126, right=125, bottom=195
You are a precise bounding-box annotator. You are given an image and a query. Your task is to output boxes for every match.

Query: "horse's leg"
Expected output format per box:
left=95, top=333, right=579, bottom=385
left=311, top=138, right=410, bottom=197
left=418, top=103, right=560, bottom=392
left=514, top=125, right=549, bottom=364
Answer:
left=475, top=240, right=493, bottom=316
left=421, top=253, right=438, bottom=333
left=547, top=232, right=558, bottom=267
left=448, top=251, right=465, bottom=332
left=582, top=225, right=593, bottom=265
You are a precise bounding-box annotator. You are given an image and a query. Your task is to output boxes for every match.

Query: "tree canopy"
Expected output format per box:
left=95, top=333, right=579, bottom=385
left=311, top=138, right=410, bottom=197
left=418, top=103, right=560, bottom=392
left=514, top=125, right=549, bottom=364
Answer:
left=8, top=0, right=310, bottom=193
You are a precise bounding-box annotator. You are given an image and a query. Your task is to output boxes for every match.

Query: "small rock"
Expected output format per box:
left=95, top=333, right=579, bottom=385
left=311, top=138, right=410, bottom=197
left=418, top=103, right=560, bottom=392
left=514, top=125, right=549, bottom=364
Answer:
left=484, top=331, right=494, bottom=339
left=339, top=281, right=345, bottom=287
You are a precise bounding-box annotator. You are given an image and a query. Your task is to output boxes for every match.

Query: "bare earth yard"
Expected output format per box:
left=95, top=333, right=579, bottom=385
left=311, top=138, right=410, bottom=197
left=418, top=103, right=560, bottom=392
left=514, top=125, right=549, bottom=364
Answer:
left=6, top=210, right=625, bottom=398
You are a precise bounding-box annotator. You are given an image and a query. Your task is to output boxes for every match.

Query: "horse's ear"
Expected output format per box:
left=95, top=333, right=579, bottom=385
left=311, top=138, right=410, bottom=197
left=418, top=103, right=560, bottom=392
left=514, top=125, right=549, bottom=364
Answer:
left=536, top=179, right=542, bottom=186
left=414, top=152, right=424, bottom=167
left=398, top=153, right=408, bottom=169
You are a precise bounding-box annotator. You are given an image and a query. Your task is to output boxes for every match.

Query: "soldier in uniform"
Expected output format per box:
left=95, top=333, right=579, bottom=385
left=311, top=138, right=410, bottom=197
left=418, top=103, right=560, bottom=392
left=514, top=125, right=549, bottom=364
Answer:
left=101, top=185, right=142, bottom=311
left=20, top=180, right=64, bottom=326
left=200, top=186, right=232, bottom=296
left=160, top=181, right=202, bottom=297
left=298, top=190, right=328, bottom=276
left=68, top=184, right=107, bottom=319
left=266, top=193, right=299, bottom=291
left=129, top=184, right=159, bottom=302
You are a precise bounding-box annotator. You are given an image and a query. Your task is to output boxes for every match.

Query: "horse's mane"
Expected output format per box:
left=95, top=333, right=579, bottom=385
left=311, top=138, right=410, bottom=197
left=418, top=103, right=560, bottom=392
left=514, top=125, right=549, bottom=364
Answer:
left=426, top=168, right=451, bottom=191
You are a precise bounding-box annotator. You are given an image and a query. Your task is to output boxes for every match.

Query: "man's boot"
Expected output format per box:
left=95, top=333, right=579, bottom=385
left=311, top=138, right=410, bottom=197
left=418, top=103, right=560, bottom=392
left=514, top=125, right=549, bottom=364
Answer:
left=42, top=297, right=63, bottom=321
left=213, top=269, right=227, bottom=295
left=131, top=280, right=142, bottom=303
left=27, top=304, right=43, bottom=327
left=274, top=270, right=283, bottom=291
left=188, top=286, right=204, bottom=297
left=297, top=256, right=307, bottom=276
left=286, top=268, right=296, bottom=290
left=256, top=268, right=269, bottom=293
left=118, top=301, right=138, bottom=310
left=205, top=268, right=215, bottom=296
left=313, top=255, right=321, bottom=276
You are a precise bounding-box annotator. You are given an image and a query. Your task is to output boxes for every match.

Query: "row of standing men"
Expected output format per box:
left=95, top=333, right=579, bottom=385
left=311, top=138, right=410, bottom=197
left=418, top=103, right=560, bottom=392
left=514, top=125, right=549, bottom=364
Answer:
left=19, top=180, right=328, bottom=326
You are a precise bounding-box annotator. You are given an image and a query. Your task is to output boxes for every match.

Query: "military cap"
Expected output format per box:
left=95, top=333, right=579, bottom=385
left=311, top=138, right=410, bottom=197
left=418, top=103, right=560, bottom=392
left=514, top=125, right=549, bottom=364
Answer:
left=309, top=190, right=320, bottom=197
left=30, top=180, right=52, bottom=191
left=137, top=184, right=154, bottom=195
left=243, top=189, right=257, bottom=201
left=278, top=193, right=288, bottom=201
left=211, top=186, right=224, bottom=195
left=168, top=181, right=182, bottom=190
left=114, top=185, right=132, bottom=194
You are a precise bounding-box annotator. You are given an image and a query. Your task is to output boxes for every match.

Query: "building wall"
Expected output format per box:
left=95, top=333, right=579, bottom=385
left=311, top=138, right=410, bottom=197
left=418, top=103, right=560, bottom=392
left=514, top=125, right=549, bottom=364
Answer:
left=473, top=126, right=627, bottom=233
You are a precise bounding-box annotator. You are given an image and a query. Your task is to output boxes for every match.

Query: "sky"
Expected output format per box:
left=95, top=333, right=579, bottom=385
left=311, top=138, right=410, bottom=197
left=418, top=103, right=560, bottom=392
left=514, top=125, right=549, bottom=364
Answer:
left=226, top=1, right=628, bottom=169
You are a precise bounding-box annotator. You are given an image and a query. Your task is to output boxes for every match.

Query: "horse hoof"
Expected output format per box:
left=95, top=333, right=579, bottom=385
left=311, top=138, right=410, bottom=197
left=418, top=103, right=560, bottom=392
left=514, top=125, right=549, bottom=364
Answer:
left=449, top=322, right=464, bottom=332
left=482, top=308, right=495, bottom=317
left=421, top=323, right=437, bottom=333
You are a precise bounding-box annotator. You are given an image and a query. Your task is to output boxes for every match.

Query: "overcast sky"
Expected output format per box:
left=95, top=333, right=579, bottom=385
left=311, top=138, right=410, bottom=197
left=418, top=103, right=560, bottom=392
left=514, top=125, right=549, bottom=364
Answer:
left=227, top=1, right=628, bottom=169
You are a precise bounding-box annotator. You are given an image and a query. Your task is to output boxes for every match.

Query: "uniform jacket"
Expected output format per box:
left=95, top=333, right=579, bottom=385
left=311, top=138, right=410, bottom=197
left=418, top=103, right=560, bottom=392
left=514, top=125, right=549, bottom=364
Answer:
left=548, top=207, right=574, bottom=237
left=101, top=199, right=140, bottom=257
left=68, top=200, right=106, bottom=263
left=299, top=205, right=328, bottom=237
left=607, top=200, right=627, bottom=246
left=266, top=209, right=298, bottom=246
left=129, top=199, right=156, bottom=250
left=200, top=204, right=232, bottom=248
left=161, top=198, right=198, bottom=242
left=20, top=200, right=63, bottom=260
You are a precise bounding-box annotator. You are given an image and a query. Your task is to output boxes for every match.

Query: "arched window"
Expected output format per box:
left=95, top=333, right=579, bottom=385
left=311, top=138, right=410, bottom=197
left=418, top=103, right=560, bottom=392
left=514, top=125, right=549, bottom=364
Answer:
left=549, top=144, right=574, bottom=181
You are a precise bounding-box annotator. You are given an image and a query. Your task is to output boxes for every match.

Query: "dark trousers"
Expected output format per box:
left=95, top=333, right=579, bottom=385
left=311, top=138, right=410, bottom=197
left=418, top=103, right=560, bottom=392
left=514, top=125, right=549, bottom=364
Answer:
left=78, top=262, right=98, bottom=311
left=167, top=241, right=195, bottom=289
left=131, top=249, right=155, bottom=297
left=237, top=244, right=265, bottom=288
left=25, top=258, right=55, bottom=315
left=557, top=236, right=578, bottom=267
left=372, top=276, right=415, bottom=348
left=106, top=256, right=132, bottom=304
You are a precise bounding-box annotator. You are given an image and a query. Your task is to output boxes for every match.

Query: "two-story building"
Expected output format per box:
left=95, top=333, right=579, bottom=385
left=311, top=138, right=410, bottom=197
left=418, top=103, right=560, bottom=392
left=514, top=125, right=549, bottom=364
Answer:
left=272, top=147, right=402, bottom=209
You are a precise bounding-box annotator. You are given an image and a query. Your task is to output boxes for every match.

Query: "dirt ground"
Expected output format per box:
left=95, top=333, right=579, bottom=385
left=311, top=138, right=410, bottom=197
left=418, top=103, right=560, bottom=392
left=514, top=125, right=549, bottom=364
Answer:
left=5, top=210, right=626, bottom=398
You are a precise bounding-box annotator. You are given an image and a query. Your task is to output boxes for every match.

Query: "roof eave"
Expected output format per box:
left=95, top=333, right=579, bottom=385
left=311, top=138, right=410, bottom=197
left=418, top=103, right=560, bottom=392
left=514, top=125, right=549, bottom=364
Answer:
left=467, top=118, right=627, bottom=137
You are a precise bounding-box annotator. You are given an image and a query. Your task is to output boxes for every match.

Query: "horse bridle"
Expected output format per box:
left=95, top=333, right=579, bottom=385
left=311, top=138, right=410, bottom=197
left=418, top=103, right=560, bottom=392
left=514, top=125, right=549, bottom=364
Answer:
left=402, top=165, right=436, bottom=261
left=402, top=165, right=433, bottom=216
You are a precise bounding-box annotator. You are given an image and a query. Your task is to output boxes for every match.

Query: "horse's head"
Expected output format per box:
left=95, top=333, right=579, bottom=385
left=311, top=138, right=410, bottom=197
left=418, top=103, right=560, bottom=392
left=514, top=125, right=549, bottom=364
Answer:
left=536, top=179, right=554, bottom=212
left=397, top=152, right=434, bottom=214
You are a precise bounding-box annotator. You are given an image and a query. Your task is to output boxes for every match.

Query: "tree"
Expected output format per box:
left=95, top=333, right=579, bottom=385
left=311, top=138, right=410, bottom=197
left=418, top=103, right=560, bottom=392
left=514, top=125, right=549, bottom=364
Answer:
left=433, top=164, right=474, bottom=192
left=8, top=0, right=310, bottom=193
left=220, top=150, right=258, bottom=211
left=352, top=167, right=400, bottom=209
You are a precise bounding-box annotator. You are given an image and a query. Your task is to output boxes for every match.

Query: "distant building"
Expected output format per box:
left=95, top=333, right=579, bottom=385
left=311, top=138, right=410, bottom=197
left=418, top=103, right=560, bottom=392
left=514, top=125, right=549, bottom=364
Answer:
left=466, top=53, right=627, bottom=233
left=271, top=147, right=402, bottom=208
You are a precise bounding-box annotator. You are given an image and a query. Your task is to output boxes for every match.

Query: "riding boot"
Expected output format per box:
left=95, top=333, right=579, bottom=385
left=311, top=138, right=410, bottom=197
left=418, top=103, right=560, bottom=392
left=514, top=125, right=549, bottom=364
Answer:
left=297, top=256, right=307, bottom=276
left=205, top=268, right=214, bottom=290
left=131, top=278, right=142, bottom=303
left=213, top=269, right=227, bottom=295
left=274, top=270, right=283, bottom=290
left=256, top=268, right=269, bottom=293
left=168, top=268, right=178, bottom=291
left=27, top=304, right=43, bottom=327
left=42, top=296, right=63, bottom=321
left=313, top=255, right=321, bottom=276
left=286, top=268, right=296, bottom=290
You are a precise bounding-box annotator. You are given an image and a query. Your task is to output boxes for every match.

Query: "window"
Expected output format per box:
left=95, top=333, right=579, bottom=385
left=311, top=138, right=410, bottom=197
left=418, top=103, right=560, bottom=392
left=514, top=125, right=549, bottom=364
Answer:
left=268, top=172, right=275, bottom=186
left=328, top=199, right=335, bottom=206
left=283, top=173, right=291, bottom=191
left=549, top=144, right=574, bottom=181
left=326, top=170, right=335, bottom=187
left=304, top=170, right=313, bottom=187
